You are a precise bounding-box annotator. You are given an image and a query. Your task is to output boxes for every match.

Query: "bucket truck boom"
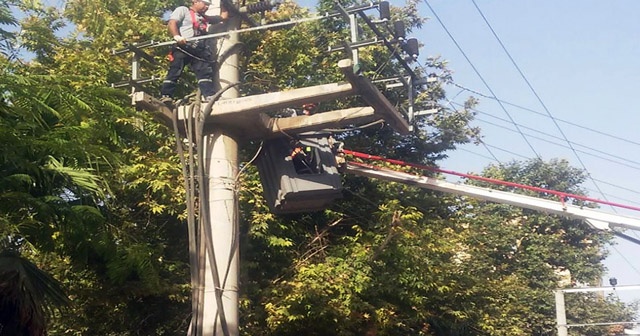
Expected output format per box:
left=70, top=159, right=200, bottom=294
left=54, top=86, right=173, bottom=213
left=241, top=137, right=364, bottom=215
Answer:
left=345, top=161, right=640, bottom=241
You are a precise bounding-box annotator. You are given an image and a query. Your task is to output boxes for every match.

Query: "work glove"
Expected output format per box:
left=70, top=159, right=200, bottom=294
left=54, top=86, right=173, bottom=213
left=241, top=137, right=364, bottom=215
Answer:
left=173, top=35, right=187, bottom=45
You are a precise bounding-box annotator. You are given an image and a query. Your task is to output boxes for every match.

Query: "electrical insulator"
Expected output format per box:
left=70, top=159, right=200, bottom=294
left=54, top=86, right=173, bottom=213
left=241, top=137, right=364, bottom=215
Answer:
left=404, top=37, right=419, bottom=59
left=379, top=1, right=390, bottom=20
left=244, top=0, right=275, bottom=14
left=393, top=21, right=405, bottom=40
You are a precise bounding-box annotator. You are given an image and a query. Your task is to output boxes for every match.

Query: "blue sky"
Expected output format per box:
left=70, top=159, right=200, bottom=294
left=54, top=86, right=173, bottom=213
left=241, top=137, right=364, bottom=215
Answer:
left=406, top=0, right=640, bottom=305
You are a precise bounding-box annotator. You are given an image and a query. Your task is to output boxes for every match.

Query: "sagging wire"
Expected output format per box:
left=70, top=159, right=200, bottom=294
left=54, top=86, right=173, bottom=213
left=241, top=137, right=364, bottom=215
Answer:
left=236, top=141, right=264, bottom=183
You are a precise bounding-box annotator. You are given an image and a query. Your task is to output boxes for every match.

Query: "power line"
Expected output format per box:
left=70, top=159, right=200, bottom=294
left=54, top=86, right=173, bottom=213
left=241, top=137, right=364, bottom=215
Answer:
left=456, top=147, right=502, bottom=163
left=444, top=90, right=640, bottom=205
left=609, top=245, right=640, bottom=277
left=434, top=1, right=640, bottom=246
left=418, top=1, right=640, bottom=282
left=444, top=86, right=640, bottom=234
left=477, top=118, right=640, bottom=187
left=441, top=88, right=502, bottom=164
left=455, top=147, right=640, bottom=207
left=445, top=96, right=640, bottom=202
left=451, top=82, right=640, bottom=148
left=461, top=104, right=640, bottom=170
left=483, top=143, right=529, bottom=160
left=469, top=0, right=613, bottom=212
left=423, top=0, right=541, bottom=159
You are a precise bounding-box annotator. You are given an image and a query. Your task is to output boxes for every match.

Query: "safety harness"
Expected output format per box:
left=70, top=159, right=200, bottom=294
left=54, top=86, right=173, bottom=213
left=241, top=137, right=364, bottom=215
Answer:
left=189, top=9, right=208, bottom=36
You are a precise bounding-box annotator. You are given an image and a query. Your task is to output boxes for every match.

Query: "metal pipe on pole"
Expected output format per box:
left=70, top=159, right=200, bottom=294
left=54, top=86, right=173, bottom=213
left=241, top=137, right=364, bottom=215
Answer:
left=201, top=2, right=241, bottom=335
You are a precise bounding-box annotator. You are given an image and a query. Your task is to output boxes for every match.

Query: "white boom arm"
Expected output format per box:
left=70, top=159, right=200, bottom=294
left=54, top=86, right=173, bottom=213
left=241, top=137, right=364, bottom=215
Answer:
left=345, top=163, right=640, bottom=232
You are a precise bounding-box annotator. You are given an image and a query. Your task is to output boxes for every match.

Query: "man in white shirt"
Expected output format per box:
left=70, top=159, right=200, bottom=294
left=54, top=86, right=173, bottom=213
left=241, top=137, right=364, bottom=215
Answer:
left=160, top=0, right=227, bottom=104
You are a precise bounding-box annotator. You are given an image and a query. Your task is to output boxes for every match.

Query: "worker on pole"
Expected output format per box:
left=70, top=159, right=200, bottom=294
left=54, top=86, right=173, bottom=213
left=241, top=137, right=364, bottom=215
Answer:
left=160, top=0, right=228, bottom=106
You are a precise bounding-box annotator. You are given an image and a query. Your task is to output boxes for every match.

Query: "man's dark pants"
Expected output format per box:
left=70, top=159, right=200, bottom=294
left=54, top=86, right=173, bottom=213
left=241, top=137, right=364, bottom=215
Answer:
left=160, top=44, right=216, bottom=98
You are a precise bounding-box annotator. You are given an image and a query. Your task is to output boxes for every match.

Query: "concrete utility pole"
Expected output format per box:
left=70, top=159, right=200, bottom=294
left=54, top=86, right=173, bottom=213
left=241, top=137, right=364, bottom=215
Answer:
left=200, top=2, right=241, bottom=335
left=129, top=2, right=411, bottom=335
left=132, top=61, right=409, bottom=334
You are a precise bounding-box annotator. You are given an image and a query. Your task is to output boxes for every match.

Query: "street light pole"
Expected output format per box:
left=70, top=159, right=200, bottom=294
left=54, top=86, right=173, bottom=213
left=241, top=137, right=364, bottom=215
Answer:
left=554, top=285, right=640, bottom=336
left=555, top=290, right=568, bottom=336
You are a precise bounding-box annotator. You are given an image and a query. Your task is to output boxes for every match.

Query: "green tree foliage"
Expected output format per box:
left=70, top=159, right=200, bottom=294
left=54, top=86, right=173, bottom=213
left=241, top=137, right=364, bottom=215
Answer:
left=237, top=1, right=635, bottom=333
left=0, top=62, right=112, bottom=334
left=451, top=158, right=636, bottom=335
left=0, top=247, right=69, bottom=336
left=0, top=0, right=17, bottom=58
left=2, top=1, right=191, bottom=333
left=237, top=1, right=487, bottom=334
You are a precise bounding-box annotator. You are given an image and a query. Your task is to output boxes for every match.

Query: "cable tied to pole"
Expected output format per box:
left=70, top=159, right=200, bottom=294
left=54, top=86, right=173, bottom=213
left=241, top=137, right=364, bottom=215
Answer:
left=170, top=99, right=203, bottom=335
left=190, top=82, right=243, bottom=336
